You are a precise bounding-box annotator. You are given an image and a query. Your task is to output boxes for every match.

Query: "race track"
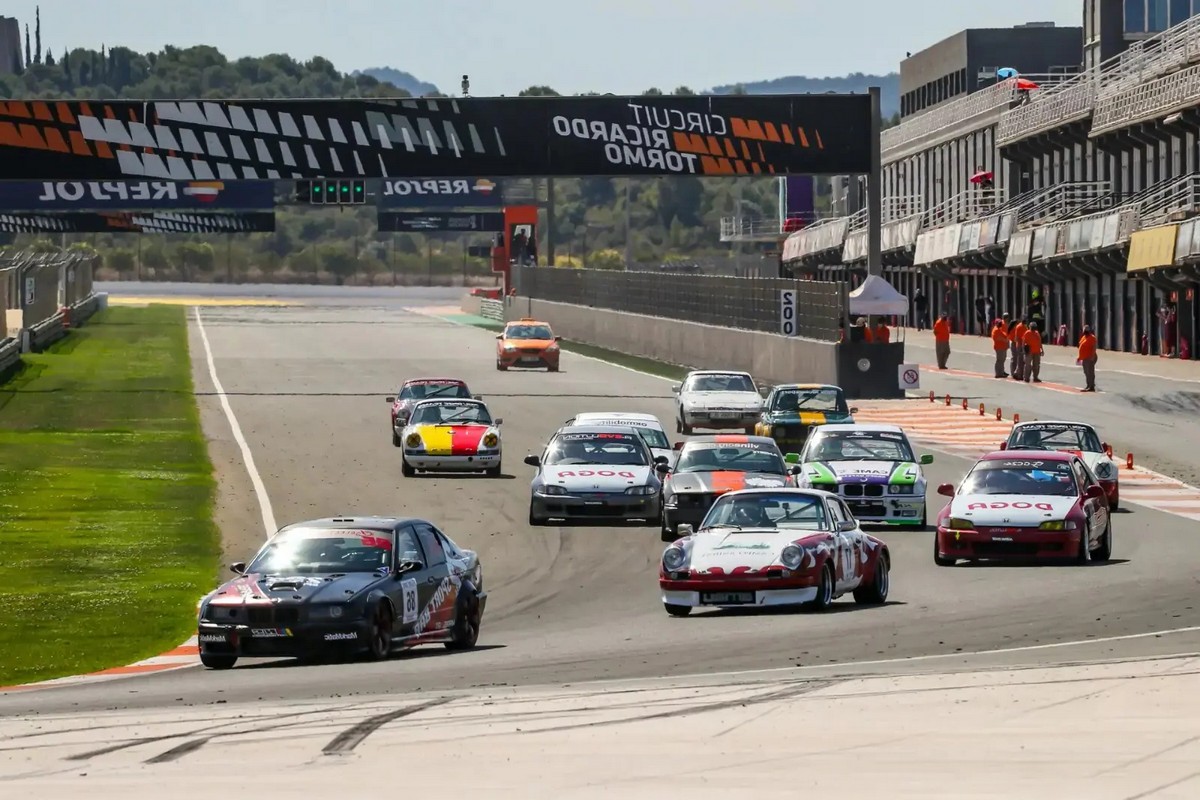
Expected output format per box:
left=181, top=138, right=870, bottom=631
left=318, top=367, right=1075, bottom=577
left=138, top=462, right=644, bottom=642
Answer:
left=3, top=290, right=1200, bottom=719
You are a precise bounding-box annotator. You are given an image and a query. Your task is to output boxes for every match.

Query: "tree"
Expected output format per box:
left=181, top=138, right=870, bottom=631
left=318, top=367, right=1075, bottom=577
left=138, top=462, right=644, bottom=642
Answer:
left=24, top=25, right=30, bottom=68
left=519, top=85, right=559, bottom=96
left=61, top=47, right=70, bottom=79
left=34, top=7, right=41, bottom=65
left=44, top=47, right=54, bottom=67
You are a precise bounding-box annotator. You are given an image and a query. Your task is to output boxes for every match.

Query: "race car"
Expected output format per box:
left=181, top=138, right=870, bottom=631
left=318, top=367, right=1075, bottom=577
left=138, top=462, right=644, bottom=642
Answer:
left=400, top=398, right=503, bottom=477
left=386, top=377, right=475, bottom=446
left=672, top=370, right=765, bottom=435
left=933, top=450, right=1113, bottom=566
left=793, top=424, right=933, bottom=527
left=755, top=383, right=857, bottom=451
left=658, top=488, right=890, bottom=616
left=660, top=434, right=801, bottom=542
left=525, top=425, right=668, bottom=526
left=196, top=516, right=486, bottom=669
left=566, top=411, right=674, bottom=464
left=1000, top=420, right=1120, bottom=509
left=496, top=318, right=561, bottom=371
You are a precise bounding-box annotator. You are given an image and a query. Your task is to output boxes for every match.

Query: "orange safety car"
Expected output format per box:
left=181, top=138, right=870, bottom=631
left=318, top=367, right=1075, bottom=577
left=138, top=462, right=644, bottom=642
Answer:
left=495, top=318, right=561, bottom=371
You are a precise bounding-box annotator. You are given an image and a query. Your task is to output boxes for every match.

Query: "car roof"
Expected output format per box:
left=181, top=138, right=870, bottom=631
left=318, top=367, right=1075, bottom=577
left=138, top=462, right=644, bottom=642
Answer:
left=772, top=383, right=841, bottom=391
left=711, top=487, right=838, bottom=499
left=1010, top=420, right=1096, bottom=429
left=403, top=377, right=466, bottom=384
left=815, top=423, right=904, bottom=434
left=572, top=412, right=663, bottom=425
left=554, top=424, right=643, bottom=435
left=278, top=516, right=422, bottom=531
left=682, top=434, right=777, bottom=446
left=411, top=397, right=486, bottom=407
left=979, top=449, right=1073, bottom=461
left=507, top=318, right=550, bottom=326
left=687, top=369, right=752, bottom=376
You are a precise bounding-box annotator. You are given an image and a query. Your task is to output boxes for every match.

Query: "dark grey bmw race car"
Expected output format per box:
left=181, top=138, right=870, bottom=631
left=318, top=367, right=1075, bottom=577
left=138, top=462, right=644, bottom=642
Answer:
left=196, top=516, right=486, bottom=669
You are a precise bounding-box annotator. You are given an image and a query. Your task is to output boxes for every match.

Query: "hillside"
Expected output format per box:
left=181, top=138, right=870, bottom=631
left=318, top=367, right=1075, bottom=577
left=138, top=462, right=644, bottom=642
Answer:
left=711, top=73, right=900, bottom=118
left=356, top=67, right=440, bottom=97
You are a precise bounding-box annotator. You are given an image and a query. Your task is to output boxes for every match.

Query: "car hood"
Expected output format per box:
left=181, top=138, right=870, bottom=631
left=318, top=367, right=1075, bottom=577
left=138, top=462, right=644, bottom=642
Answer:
left=541, top=464, right=652, bottom=489
left=688, top=529, right=832, bottom=572
left=669, top=470, right=788, bottom=494
left=207, top=571, right=385, bottom=606
left=947, top=494, right=1080, bottom=525
left=765, top=410, right=852, bottom=425
left=406, top=423, right=497, bottom=454
left=682, top=391, right=762, bottom=408
left=804, top=460, right=921, bottom=485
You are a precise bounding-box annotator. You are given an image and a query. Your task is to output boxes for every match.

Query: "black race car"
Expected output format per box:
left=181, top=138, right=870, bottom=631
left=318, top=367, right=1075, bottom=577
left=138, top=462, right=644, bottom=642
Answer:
left=196, top=516, right=486, bottom=669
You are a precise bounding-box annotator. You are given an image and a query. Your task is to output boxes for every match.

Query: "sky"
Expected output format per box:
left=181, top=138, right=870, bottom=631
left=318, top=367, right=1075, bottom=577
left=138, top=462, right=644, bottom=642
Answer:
left=8, top=0, right=1082, bottom=95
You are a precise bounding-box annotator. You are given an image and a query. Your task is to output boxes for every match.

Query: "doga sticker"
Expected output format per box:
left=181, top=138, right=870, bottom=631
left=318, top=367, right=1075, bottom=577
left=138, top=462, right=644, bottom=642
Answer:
left=555, top=470, right=636, bottom=478
left=966, top=501, right=1054, bottom=510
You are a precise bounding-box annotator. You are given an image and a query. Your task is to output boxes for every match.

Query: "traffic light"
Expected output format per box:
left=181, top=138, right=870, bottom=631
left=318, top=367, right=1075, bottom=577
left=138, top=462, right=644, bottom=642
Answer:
left=295, top=178, right=366, bottom=204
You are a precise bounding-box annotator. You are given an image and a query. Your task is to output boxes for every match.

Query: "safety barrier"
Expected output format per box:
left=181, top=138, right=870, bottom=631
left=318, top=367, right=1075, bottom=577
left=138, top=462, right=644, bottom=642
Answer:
left=0, top=336, right=18, bottom=375
left=0, top=250, right=101, bottom=373
left=479, top=298, right=504, bottom=322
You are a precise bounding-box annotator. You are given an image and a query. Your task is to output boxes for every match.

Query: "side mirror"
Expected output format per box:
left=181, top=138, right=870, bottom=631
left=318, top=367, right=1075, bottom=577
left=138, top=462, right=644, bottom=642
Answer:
left=230, top=562, right=246, bottom=575
left=654, top=455, right=670, bottom=465
left=495, top=334, right=503, bottom=339
left=937, top=483, right=955, bottom=497
left=554, top=335, right=562, bottom=341
left=655, top=463, right=670, bottom=475
left=494, top=417, right=504, bottom=425
left=524, top=454, right=541, bottom=467
left=837, top=520, right=857, bottom=532
left=385, top=397, right=395, bottom=403
left=1084, top=485, right=1105, bottom=501
left=920, top=454, right=934, bottom=465
left=677, top=523, right=694, bottom=538
left=396, top=559, right=424, bottom=575
left=784, top=452, right=801, bottom=464
left=671, top=385, right=681, bottom=394
left=849, top=406, right=859, bottom=414
left=789, top=465, right=803, bottom=475
left=1102, top=441, right=1111, bottom=455
left=998, top=441, right=1007, bottom=450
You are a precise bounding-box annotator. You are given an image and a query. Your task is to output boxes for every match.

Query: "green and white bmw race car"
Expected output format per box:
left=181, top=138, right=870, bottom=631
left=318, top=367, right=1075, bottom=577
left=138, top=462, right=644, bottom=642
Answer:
left=791, top=423, right=933, bottom=527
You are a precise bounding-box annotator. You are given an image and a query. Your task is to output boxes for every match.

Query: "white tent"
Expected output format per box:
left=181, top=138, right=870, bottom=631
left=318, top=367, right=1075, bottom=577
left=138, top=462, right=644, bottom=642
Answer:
left=848, top=275, right=909, bottom=316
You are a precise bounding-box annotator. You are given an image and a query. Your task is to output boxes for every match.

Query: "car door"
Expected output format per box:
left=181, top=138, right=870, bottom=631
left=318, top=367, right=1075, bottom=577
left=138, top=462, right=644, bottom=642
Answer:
left=1073, top=458, right=1108, bottom=540
left=824, top=499, right=860, bottom=591
left=392, top=524, right=427, bottom=638
left=413, top=522, right=456, bottom=635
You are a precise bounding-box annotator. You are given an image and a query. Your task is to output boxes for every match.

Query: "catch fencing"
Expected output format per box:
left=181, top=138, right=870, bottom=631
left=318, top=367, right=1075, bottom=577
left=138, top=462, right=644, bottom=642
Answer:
left=514, top=266, right=843, bottom=341
left=1, top=250, right=101, bottom=373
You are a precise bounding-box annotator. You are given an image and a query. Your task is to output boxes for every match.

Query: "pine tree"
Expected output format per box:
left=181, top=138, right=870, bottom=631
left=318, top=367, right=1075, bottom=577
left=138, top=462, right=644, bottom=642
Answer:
left=89, top=49, right=98, bottom=83
left=24, top=24, right=30, bottom=68
left=99, top=44, right=107, bottom=81
left=34, top=7, right=41, bottom=64
left=44, top=45, right=54, bottom=67
left=61, top=47, right=70, bottom=75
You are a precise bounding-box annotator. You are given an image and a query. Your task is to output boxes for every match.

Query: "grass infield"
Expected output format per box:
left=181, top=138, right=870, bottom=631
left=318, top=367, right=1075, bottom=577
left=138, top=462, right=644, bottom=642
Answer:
left=0, top=305, right=218, bottom=685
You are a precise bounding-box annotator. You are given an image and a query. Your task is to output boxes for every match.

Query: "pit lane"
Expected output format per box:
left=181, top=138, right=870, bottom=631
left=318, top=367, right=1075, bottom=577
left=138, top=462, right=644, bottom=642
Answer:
left=1, top=289, right=1199, bottom=717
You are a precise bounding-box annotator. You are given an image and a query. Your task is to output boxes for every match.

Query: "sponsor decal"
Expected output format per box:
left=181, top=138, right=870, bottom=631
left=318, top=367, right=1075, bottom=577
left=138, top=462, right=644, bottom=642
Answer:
left=713, top=542, right=771, bottom=550
left=555, top=469, right=637, bottom=478
left=689, top=442, right=766, bottom=451
left=199, top=633, right=226, bottom=643
left=965, top=501, right=1055, bottom=511
left=406, top=379, right=466, bottom=387
left=250, top=627, right=293, bottom=637
left=0, top=180, right=275, bottom=211
left=378, top=211, right=505, bottom=233
left=743, top=476, right=783, bottom=487
left=413, top=574, right=459, bottom=635
left=323, top=632, right=357, bottom=641
left=557, top=432, right=638, bottom=442
left=378, top=178, right=503, bottom=208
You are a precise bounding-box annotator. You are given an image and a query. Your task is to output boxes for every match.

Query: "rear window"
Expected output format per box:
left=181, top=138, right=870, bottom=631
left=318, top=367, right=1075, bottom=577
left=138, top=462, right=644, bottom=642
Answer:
left=685, top=373, right=755, bottom=392
left=544, top=432, right=647, bottom=466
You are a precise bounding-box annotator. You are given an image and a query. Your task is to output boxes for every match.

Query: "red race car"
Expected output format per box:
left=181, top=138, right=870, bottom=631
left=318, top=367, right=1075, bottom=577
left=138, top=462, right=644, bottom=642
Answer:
left=933, top=450, right=1113, bottom=566
left=658, top=488, right=890, bottom=616
left=386, top=378, right=475, bottom=446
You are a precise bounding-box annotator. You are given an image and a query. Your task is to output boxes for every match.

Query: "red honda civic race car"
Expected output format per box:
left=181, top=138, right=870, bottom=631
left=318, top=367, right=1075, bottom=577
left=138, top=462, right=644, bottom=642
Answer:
left=933, top=450, right=1113, bottom=566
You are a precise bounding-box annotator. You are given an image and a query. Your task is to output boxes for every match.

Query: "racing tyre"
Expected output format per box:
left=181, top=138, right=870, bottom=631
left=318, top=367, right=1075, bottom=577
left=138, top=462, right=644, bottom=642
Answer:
left=933, top=534, right=956, bottom=567
left=1092, top=519, right=1113, bottom=562
left=547, top=364, right=559, bottom=373
left=664, top=603, right=691, bottom=617
left=496, top=361, right=507, bottom=371
left=392, top=431, right=402, bottom=448
left=853, top=554, right=889, bottom=604
left=806, top=564, right=835, bottom=611
left=680, top=418, right=694, bottom=436
left=445, top=593, right=482, bottom=650
left=660, top=521, right=676, bottom=542
left=401, top=459, right=415, bottom=478
left=200, top=652, right=237, bottom=670
left=1075, top=523, right=1092, bottom=564
left=528, top=508, right=545, bottom=527
left=365, top=603, right=394, bottom=661
left=486, top=463, right=502, bottom=477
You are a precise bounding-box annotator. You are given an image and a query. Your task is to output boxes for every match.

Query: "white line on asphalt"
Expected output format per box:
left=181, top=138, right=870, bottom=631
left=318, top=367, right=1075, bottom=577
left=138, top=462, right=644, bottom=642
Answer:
left=193, top=307, right=278, bottom=537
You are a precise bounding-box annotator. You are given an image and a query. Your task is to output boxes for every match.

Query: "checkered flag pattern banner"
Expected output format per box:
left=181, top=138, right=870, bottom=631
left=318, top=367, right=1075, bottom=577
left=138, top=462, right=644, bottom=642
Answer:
left=0, top=211, right=275, bottom=233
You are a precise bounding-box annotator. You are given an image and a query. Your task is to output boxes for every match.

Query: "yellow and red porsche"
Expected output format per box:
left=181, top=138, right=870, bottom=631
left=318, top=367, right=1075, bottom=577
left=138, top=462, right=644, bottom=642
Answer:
left=399, top=398, right=503, bottom=478
left=496, top=318, right=561, bottom=371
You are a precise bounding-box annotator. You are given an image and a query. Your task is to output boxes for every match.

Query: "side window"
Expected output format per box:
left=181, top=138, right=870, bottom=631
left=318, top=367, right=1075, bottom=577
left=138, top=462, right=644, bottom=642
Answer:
left=435, top=530, right=461, bottom=560
left=827, top=500, right=846, bottom=526
left=1071, top=460, right=1090, bottom=492
left=414, top=523, right=446, bottom=568
left=395, top=525, right=423, bottom=564
left=837, top=500, right=856, bottom=525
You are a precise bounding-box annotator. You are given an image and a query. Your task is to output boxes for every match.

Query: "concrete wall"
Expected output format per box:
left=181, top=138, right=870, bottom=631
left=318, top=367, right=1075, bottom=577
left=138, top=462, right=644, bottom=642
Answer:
left=461, top=295, right=483, bottom=316
left=505, top=296, right=840, bottom=387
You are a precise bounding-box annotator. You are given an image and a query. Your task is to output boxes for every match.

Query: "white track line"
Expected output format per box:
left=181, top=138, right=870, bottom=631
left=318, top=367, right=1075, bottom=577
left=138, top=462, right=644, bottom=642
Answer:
left=193, top=307, right=277, bottom=537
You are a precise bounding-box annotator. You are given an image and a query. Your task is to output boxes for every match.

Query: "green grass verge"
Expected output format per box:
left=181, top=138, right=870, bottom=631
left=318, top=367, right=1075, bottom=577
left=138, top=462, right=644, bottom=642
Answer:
left=459, top=317, right=691, bottom=382
left=0, top=306, right=218, bottom=685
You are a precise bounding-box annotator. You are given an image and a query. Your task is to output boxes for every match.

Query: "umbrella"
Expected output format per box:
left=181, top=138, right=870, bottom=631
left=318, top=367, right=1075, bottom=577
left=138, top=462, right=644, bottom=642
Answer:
left=970, top=170, right=994, bottom=184
left=996, top=67, right=1019, bottom=79
left=1014, top=77, right=1040, bottom=91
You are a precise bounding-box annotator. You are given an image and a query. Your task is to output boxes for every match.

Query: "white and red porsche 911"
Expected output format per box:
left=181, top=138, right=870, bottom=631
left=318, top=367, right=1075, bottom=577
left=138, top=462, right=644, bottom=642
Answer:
left=658, top=488, right=890, bottom=616
left=934, top=449, right=1113, bottom=566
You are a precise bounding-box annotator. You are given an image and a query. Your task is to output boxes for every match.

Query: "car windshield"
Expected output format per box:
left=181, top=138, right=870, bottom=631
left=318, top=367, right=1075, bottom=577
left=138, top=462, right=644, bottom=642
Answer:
left=1008, top=424, right=1102, bottom=453
left=544, top=432, right=648, bottom=466
left=959, top=459, right=1079, bottom=497
left=685, top=373, right=755, bottom=393
left=675, top=442, right=785, bottom=474
left=399, top=381, right=470, bottom=401
left=506, top=324, right=553, bottom=340
left=700, top=492, right=830, bottom=531
left=410, top=401, right=492, bottom=426
left=771, top=387, right=847, bottom=413
left=804, top=431, right=915, bottom=462
left=247, top=528, right=396, bottom=574
left=575, top=418, right=670, bottom=449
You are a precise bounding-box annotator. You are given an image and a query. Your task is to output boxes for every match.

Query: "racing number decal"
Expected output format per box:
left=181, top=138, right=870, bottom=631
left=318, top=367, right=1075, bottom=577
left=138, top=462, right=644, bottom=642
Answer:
left=839, top=535, right=857, bottom=582
left=401, top=578, right=418, bottom=624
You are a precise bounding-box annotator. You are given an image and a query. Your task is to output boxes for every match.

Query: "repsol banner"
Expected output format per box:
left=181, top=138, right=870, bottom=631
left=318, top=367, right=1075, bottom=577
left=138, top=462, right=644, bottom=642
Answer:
left=0, top=180, right=276, bottom=211
left=377, top=211, right=505, bottom=233
left=378, top=177, right=502, bottom=208
left=0, top=211, right=276, bottom=233
left=0, top=96, right=873, bottom=180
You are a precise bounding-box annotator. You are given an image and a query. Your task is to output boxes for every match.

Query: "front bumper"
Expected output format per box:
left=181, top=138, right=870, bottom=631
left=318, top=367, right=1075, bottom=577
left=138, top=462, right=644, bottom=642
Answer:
left=839, top=493, right=926, bottom=524
left=936, top=526, right=1080, bottom=559
left=499, top=350, right=559, bottom=369
left=660, top=574, right=819, bottom=608
left=403, top=451, right=500, bottom=470
left=197, top=620, right=371, bottom=658
left=662, top=494, right=718, bottom=534
left=683, top=410, right=759, bottom=429
left=531, top=492, right=660, bottom=522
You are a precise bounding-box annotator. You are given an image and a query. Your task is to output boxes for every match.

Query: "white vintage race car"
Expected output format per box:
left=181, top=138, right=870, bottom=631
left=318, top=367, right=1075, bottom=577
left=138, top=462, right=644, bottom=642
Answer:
left=672, top=370, right=765, bottom=435
left=400, top=398, right=503, bottom=477
left=1000, top=420, right=1120, bottom=508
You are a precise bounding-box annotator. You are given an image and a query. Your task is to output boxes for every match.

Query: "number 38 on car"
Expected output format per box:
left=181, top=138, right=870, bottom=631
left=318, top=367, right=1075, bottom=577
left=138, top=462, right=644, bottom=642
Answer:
left=658, top=488, right=891, bottom=617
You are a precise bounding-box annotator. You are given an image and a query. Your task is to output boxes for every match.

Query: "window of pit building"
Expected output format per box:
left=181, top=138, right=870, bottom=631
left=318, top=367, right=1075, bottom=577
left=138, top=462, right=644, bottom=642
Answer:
left=1125, top=0, right=1200, bottom=34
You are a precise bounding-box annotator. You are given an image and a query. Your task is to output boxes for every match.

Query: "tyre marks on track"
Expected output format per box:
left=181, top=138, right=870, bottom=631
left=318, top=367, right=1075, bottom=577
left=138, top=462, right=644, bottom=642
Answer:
left=853, top=400, right=1200, bottom=521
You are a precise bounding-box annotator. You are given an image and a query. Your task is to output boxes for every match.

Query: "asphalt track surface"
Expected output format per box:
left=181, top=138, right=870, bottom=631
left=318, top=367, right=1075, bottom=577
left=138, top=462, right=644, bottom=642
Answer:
left=2, top=285, right=1200, bottom=718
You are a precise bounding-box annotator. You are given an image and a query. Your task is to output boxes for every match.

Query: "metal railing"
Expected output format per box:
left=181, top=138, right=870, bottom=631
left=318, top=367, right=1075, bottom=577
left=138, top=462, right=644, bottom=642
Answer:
left=1099, top=14, right=1200, bottom=96
left=1133, top=172, right=1200, bottom=225
left=1092, top=62, right=1200, bottom=133
left=516, top=266, right=842, bottom=341
left=719, top=213, right=845, bottom=241
left=921, top=188, right=1007, bottom=229
left=1015, top=181, right=1113, bottom=226
left=996, top=70, right=1097, bottom=145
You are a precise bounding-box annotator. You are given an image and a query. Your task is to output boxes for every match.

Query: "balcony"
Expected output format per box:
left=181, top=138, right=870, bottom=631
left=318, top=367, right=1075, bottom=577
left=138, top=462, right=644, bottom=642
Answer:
left=1013, top=181, right=1114, bottom=226
left=780, top=216, right=851, bottom=262
left=719, top=213, right=836, bottom=243
left=1091, top=62, right=1200, bottom=135
left=996, top=71, right=1096, bottom=146
left=1099, top=14, right=1200, bottom=97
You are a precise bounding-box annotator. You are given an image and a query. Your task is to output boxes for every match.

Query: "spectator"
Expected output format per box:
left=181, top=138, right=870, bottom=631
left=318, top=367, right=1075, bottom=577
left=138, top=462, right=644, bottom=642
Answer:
left=1077, top=324, right=1098, bottom=392
left=1009, top=317, right=1027, bottom=380
left=913, top=288, right=929, bottom=331
left=857, top=317, right=874, bottom=343
left=984, top=295, right=996, bottom=329
left=873, top=318, right=891, bottom=343
left=1023, top=321, right=1043, bottom=383
left=933, top=311, right=951, bottom=369
left=991, top=319, right=1009, bottom=378
left=974, top=296, right=988, bottom=336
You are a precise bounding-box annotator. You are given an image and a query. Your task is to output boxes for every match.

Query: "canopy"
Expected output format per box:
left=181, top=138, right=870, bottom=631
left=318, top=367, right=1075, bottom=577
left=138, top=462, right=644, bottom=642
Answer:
left=848, top=275, right=909, bottom=316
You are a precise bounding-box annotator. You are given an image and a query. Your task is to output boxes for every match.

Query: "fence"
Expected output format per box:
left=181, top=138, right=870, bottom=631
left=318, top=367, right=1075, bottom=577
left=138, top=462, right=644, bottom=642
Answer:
left=515, top=266, right=843, bottom=341
left=1, top=250, right=99, bottom=361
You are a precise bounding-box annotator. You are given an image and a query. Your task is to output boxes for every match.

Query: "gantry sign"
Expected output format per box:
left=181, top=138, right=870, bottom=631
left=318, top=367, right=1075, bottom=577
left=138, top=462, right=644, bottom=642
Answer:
left=0, top=95, right=873, bottom=180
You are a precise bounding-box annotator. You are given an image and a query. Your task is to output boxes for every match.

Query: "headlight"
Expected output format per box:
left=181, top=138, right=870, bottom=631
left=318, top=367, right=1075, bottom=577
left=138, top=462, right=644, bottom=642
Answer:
left=1038, top=520, right=1077, bottom=531
left=405, top=432, right=422, bottom=448
left=626, top=485, right=658, bottom=495
left=308, top=605, right=346, bottom=620
left=504, top=344, right=517, bottom=351
left=780, top=544, right=804, bottom=570
left=483, top=432, right=499, bottom=448
left=539, top=485, right=568, bottom=495
left=547, top=342, right=559, bottom=350
left=888, top=485, right=915, bottom=494
left=1093, top=463, right=1116, bottom=480
left=662, top=546, right=689, bottom=571
left=947, top=517, right=974, bottom=530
